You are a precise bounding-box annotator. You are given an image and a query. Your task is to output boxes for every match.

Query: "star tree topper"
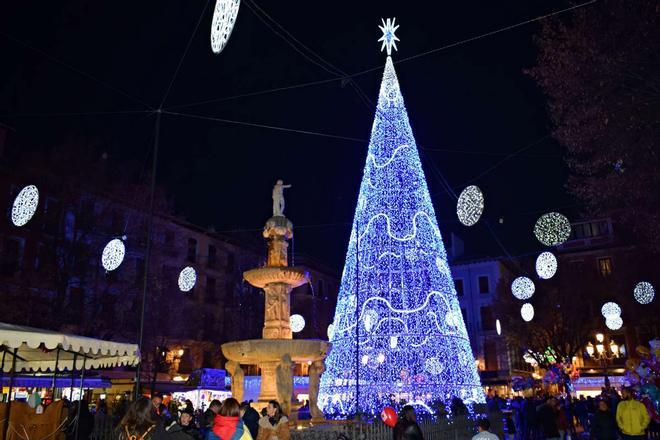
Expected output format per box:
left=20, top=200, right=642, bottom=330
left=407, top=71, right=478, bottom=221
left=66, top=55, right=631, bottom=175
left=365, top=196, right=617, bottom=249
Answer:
left=378, top=18, right=400, bottom=55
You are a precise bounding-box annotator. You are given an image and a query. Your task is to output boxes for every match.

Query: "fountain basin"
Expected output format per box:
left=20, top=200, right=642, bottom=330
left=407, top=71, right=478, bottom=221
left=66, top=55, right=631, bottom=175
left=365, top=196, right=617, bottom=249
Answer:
left=243, top=266, right=309, bottom=289
left=222, top=339, right=330, bottom=364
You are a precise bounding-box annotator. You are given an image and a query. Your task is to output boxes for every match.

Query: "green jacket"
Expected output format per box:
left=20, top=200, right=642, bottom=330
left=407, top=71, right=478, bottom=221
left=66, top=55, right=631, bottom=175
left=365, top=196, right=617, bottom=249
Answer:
left=616, top=399, right=650, bottom=436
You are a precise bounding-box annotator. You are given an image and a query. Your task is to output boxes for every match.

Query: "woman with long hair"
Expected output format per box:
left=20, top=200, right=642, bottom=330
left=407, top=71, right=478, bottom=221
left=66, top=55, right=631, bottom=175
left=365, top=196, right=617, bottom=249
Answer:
left=117, top=397, right=165, bottom=440
left=209, top=398, right=252, bottom=440
left=256, top=400, right=289, bottom=440
left=393, top=405, right=424, bottom=440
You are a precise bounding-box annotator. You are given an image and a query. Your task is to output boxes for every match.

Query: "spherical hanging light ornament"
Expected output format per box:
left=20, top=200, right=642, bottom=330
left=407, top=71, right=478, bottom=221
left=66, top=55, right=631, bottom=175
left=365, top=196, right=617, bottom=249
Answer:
left=290, top=314, right=305, bottom=333
left=633, top=281, right=655, bottom=305
left=533, top=212, right=572, bottom=246
left=601, top=302, right=621, bottom=319
left=11, top=185, right=39, bottom=227
left=520, top=303, right=534, bottom=322
left=101, top=238, right=125, bottom=272
left=178, top=266, right=197, bottom=292
left=535, top=251, right=557, bottom=280
left=210, top=0, right=240, bottom=54
left=456, top=185, right=484, bottom=226
left=511, top=276, right=535, bottom=300
left=605, top=315, right=623, bottom=330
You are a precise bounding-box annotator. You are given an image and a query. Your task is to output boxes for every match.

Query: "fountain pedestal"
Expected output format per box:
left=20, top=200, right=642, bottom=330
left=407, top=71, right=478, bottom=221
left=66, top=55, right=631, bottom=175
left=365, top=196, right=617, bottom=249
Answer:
left=221, top=209, right=330, bottom=419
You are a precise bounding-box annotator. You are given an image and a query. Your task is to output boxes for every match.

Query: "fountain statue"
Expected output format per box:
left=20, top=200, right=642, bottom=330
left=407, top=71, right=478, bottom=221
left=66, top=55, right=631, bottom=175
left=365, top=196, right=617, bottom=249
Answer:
left=221, top=181, right=331, bottom=420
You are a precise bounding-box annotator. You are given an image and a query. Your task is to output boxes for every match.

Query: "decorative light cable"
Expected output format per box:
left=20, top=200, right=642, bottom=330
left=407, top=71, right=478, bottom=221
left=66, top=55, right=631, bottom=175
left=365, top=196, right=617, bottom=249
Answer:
left=210, top=0, right=240, bottom=54
left=456, top=185, right=484, bottom=226
left=533, top=212, right=571, bottom=246
left=318, top=26, right=483, bottom=418
left=511, top=276, right=535, bottom=300
left=633, top=281, right=655, bottom=305
left=101, top=238, right=126, bottom=272
left=11, top=185, right=39, bottom=227
left=178, top=266, right=197, bottom=292
left=290, top=314, right=305, bottom=333
left=535, top=251, right=557, bottom=279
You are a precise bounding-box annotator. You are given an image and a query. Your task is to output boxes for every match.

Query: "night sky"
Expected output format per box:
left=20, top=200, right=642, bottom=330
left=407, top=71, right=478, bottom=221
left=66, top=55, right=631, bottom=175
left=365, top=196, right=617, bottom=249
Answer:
left=0, top=0, right=586, bottom=270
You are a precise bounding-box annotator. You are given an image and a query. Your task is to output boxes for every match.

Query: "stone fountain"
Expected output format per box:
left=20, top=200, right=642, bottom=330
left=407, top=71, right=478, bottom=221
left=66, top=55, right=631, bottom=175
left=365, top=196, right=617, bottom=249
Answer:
left=221, top=180, right=331, bottom=420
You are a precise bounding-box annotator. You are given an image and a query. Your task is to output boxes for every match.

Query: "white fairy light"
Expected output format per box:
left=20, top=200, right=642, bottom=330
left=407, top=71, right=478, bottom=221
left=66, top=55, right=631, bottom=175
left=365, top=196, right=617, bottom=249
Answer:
left=535, top=251, right=557, bottom=279
left=520, top=303, right=534, bottom=322
left=456, top=185, right=484, bottom=227
left=11, top=185, right=39, bottom=227
left=327, top=324, right=335, bottom=340
left=363, top=309, right=378, bottom=332
left=178, top=266, right=197, bottom=292
left=605, top=315, right=623, bottom=330
left=361, top=355, right=369, bottom=366
left=101, top=238, right=125, bottom=272
left=424, top=357, right=443, bottom=375
left=633, top=281, right=655, bottom=305
left=496, top=319, right=501, bottom=335
left=390, top=336, right=398, bottom=349
left=534, top=212, right=572, bottom=246
left=601, top=302, right=621, bottom=319
left=210, top=0, right=240, bottom=54
left=290, top=314, right=305, bottom=333
left=511, top=276, right=535, bottom=300
left=377, top=353, right=386, bottom=364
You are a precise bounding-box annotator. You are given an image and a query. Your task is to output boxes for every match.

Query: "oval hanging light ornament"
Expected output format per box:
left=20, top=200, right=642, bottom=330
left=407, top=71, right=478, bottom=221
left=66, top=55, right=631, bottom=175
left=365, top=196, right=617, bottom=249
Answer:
left=210, top=0, right=240, bottom=54
left=290, top=314, right=305, bottom=333
left=533, top=212, right=572, bottom=246
left=101, top=238, right=126, bottom=271
left=496, top=319, right=502, bottom=335
left=511, top=276, right=535, bottom=300
left=633, top=281, right=655, bottom=305
left=11, top=185, right=40, bottom=227
left=520, top=303, right=534, bottom=322
left=456, top=185, right=484, bottom=226
left=605, top=315, right=623, bottom=330
left=601, top=302, right=621, bottom=319
left=327, top=323, right=335, bottom=340
left=178, top=266, right=197, bottom=292
left=535, top=251, right=557, bottom=279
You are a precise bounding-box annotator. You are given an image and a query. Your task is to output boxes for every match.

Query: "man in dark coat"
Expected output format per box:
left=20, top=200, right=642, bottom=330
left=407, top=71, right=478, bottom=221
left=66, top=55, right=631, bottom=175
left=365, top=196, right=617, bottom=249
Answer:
left=202, top=400, right=222, bottom=430
left=240, top=402, right=260, bottom=439
left=165, top=409, right=202, bottom=440
left=537, top=397, right=560, bottom=440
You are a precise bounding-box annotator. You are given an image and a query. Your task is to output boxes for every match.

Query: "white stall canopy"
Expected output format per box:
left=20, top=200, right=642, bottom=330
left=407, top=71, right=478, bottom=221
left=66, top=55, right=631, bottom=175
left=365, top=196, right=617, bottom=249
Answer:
left=0, top=322, right=140, bottom=373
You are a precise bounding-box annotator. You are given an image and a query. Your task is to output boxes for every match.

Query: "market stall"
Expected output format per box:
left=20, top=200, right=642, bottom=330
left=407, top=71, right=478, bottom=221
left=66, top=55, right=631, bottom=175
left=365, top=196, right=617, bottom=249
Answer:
left=0, top=322, right=140, bottom=440
left=171, top=368, right=230, bottom=411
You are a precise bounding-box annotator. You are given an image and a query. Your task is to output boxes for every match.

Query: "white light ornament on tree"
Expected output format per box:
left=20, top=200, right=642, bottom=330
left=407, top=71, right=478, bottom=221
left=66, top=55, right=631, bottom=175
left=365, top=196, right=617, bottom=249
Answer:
left=511, top=276, right=535, bottom=300
left=520, top=303, right=534, bottom=322
left=178, top=266, right=197, bottom=292
left=327, top=324, right=335, bottom=340
left=633, top=281, right=655, bottom=305
left=535, top=251, right=557, bottom=279
left=606, top=315, right=623, bottom=330
left=456, top=185, right=484, bottom=226
left=101, top=238, right=126, bottom=272
left=11, top=185, right=39, bottom=227
left=290, top=314, right=305, bottom=333
left=534, top=212, right=572, bottom=246
left=601, top=302, right=621, bottom=319
left=210, top=0, right=240, bottom=54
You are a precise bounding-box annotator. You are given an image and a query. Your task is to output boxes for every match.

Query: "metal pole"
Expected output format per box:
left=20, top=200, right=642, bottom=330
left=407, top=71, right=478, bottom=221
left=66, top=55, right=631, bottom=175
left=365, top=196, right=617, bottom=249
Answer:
left=70, top=353, right=78, bottom=400
left=51, top=348, right=60, bottom=401
left=3, top=348, right=18, bottom=440
left=74, top=356, right=87, bottom=440
left=135, top=110, right=161, bottom=399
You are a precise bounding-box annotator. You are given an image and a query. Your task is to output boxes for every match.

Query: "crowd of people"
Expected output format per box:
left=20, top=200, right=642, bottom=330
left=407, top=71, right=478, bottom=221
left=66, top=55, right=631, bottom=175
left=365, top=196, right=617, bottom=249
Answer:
left=62, top=394, right=291, bottom=440
left=487, top=386, right=654, bottom=440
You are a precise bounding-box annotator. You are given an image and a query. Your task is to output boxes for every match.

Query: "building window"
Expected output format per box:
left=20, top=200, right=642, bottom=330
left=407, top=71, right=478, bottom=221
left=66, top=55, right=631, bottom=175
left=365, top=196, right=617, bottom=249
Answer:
left=598, top=257, right=613, bottom=277
left=205, top=277, right=216, bottom=304
left=208, top=245, right=217, bottom=268
left=480, top=306, right=494, bottom=331
left=478, top=276, right=490, bottom=294
left=226, top=252, right=235, bottom=274
left=454, top=279, right=464, bottom=296
left=187, top=238, right=197, bottom=263
left=484, top=340, right=499, bottom=371
left=2, top=236, right=25, bottom=276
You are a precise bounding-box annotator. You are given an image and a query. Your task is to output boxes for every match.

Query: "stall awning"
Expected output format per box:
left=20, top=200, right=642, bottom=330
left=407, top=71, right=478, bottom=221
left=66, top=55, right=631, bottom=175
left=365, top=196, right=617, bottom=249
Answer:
left=0, top=322, right=140, bottom=373
left=0, top=376, right=112, bottom=389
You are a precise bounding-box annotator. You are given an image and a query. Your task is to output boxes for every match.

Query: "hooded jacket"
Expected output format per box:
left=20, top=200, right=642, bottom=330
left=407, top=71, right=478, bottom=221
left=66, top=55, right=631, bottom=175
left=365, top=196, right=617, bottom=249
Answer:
left=208, top=415, right=252, bottom=440
left=616, top=399, right=650, bottom=436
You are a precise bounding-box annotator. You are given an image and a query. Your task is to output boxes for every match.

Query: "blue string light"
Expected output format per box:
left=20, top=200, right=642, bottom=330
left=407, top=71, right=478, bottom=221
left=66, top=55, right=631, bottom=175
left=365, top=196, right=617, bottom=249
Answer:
left=318, top=56, right=484, bottom=418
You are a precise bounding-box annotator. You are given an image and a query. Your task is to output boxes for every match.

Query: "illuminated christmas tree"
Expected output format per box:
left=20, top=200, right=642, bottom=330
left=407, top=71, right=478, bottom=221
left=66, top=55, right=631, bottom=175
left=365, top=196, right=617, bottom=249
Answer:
left=318, top=19, right=484, bottom=417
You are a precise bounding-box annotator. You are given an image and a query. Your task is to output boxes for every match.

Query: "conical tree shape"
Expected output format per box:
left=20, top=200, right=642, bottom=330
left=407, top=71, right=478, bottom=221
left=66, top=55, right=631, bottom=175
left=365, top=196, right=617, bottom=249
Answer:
left=318, top=57, right=484, bottom=417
